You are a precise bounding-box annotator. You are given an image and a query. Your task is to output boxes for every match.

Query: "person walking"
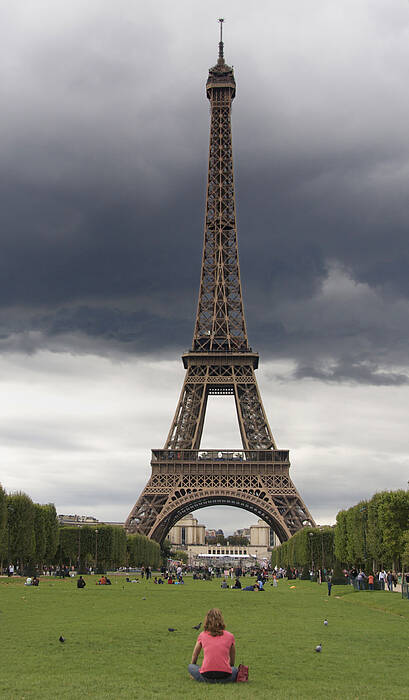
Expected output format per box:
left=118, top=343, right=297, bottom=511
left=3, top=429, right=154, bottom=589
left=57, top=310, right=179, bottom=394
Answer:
left=188, top=608, right=238, bottom=683
left=387, top=571, right=393, bottom=592
left=378, top=569, right=386, bottom=590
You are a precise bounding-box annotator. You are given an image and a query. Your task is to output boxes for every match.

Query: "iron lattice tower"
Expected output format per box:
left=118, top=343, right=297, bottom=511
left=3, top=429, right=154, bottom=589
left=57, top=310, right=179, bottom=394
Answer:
left=126, top=26, right=315, bottom=542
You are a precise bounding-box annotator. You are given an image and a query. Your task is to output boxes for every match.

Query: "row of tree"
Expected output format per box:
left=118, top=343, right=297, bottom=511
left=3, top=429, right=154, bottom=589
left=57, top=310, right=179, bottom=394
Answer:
left=334, top=490, right=409, bottom=571
left=57, top=527, right=162, bottom=570
left=270, top=526, right=335, bottom=571
left=0, top=485, right=162, bottom=572
left=0, top=487, right=60, bottom=570
left=271, top=489, right=409, bottom=572
left=59, top=527, right=161, bottom=570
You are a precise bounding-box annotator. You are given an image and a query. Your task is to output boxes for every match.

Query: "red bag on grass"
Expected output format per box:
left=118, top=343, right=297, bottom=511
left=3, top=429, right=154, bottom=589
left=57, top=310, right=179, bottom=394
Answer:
left=236, top=664, right=249, bottom=682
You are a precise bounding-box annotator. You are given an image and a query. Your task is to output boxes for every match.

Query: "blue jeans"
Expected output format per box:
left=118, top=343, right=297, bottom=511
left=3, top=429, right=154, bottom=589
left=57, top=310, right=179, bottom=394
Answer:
left=188, top=664, right=238, bottom=683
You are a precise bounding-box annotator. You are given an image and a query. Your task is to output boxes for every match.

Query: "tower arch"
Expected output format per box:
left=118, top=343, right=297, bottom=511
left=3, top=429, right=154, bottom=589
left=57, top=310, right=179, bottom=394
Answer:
left=148, top=490, right=292, bottom=544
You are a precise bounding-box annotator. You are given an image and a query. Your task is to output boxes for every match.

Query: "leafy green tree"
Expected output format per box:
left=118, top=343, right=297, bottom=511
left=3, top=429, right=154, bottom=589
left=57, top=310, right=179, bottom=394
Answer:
left=206, top=535, right=227, bottom=545
left=331, top=560, right=347, bottom=585
left=33, top=504, right=46, bottom=565
left=57, top=527, right=79, bottom=564
left=334, top=510, right=348, bottom=564
left=161, top=538, right=172, bottom=563
left=7, top=492, right=35, bottom=568
left=227, top=535, right=249, bottom=546
left=402, top=530, right=409, bottom=570
left=127, top=533, right=161, bottom=568
left=377, top=490, right=409, bottom=570
left=366, top=493, right=385, bottom=567
left=0, top=484, right=7, bottom=565
left=43, top=504, right=60, bottom=563
left=346, top=503, right=366, bottom=565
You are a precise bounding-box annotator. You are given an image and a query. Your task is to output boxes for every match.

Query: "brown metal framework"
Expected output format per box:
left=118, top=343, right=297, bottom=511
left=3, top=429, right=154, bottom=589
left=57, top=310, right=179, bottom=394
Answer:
left=125, top=31, right=315, bottom=542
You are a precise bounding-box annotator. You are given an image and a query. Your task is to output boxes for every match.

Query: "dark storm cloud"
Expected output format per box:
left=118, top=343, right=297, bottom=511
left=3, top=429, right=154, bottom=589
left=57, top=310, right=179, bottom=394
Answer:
left=1, top=1, right=409, bottom=383
left=294, top=360, right=409, bottom=386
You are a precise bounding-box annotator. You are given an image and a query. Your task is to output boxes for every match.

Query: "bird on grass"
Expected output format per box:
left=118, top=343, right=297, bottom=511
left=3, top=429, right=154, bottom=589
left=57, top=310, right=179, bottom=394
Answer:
left=315, top=644, right=322, bottom=653
left=192, top=622, right=202, bottom=630
left=59, top=636, right=65, bottom=643
left=142, top=597, right=146, bottom=600
left=168, top=628, right=177, bottom=632
left=324, top=619, right=328, bottom=626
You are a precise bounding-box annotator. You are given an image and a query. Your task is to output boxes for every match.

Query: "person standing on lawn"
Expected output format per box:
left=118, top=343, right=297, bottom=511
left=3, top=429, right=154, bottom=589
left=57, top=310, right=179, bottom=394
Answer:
left=188, top=608, right=238, bottom=683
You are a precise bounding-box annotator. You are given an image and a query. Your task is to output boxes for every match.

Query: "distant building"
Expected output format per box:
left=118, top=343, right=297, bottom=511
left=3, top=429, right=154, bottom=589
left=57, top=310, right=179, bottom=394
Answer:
left=233, top=527, right=251, bottom=540
left=58, top=514, right=123, bottom=527
left=58, top=514, right=99, bottom=526
left=169, top=517, right=277, bottom=566
left=168, top=514, right=205, bottom=546
left=205, top=529, right=217, bottom=539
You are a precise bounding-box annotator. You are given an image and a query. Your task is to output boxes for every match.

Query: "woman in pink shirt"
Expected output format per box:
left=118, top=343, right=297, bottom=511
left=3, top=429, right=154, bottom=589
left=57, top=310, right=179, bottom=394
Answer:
left=188, top=608, right=238, bottom=683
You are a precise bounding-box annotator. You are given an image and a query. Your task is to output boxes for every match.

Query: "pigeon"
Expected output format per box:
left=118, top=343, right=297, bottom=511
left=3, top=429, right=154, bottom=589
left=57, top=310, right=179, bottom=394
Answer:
left=324, top=619, right=328, bottom=626
left=168, top=628, right=177, bottom=632
left=142, top=597, right=146, bottom=600
left=192, top=622, right=202, bottom=630
left=315, top=644, right=322, bottom=653
left=59, top=636, right=65, bottom=643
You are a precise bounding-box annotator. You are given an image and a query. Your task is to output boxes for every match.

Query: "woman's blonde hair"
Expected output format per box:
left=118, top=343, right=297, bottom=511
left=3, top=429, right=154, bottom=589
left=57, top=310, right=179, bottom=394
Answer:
left=203, top=608, right=226, bottom=636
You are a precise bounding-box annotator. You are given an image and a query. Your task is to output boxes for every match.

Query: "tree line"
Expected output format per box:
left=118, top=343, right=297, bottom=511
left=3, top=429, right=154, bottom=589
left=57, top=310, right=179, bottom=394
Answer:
left=0, top=488, right=59, bottom=572
left=0, top=485, right=162, bottom=572
left=59, top=527, right=161, bottom=570
left=334, top=490, right=409, bottom=571
left=271, top=489, right=409, bottom=572
left=270, top=526, right=335, bottom=571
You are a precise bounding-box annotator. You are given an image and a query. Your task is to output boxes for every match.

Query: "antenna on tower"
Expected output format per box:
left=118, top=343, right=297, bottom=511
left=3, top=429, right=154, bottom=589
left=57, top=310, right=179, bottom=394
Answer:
left=218, top=18, right=224, bottom=61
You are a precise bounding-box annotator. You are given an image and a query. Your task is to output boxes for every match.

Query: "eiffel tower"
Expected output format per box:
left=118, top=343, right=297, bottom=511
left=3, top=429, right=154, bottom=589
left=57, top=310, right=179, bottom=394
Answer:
left=125, top=22, right=315, bottom=542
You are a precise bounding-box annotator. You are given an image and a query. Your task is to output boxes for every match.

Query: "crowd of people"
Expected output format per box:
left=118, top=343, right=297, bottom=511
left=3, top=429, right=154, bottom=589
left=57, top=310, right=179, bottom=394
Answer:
left=7, top=561, right=408, bottom=593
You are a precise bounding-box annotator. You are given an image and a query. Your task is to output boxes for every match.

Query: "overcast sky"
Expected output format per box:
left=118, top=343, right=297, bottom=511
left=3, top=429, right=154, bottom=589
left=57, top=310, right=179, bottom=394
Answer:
left=1, top=1, right=408, bottom=534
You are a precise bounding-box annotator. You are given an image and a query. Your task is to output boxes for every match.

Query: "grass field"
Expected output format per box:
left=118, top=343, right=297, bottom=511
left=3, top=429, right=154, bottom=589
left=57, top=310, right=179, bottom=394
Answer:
left=1, top=575, right=408, bottom=699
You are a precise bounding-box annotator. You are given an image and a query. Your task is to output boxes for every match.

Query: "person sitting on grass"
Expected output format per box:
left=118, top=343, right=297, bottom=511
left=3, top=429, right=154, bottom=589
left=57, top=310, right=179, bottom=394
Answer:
left=220, top=579, right=228, bottom=589
left=232, top=578, right=241, bottom=589
left=188, top=608, right=238, bottom=683
left=32, top=576, right=40, bottom=587
left=167, top=575, right=173, bottom=584
left=77, top=575, right=86, bottom=589
left=97, top=575, right=107, bottom=585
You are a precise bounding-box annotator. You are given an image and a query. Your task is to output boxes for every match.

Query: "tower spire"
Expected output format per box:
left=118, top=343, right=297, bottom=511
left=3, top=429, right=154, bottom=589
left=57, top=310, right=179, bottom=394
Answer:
left=218, top=17, right=224, bottom=63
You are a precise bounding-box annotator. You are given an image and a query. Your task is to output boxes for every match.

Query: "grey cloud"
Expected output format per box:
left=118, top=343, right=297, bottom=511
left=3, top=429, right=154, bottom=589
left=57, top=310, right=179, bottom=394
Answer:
left=0, top=1, right=408, bottom=386
left=293, top=360, right=409, bottom=386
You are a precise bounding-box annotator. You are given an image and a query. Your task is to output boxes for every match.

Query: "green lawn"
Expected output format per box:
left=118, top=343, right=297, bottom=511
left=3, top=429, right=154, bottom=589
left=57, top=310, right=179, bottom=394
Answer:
left=1, top=575, right=408, bottom=699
